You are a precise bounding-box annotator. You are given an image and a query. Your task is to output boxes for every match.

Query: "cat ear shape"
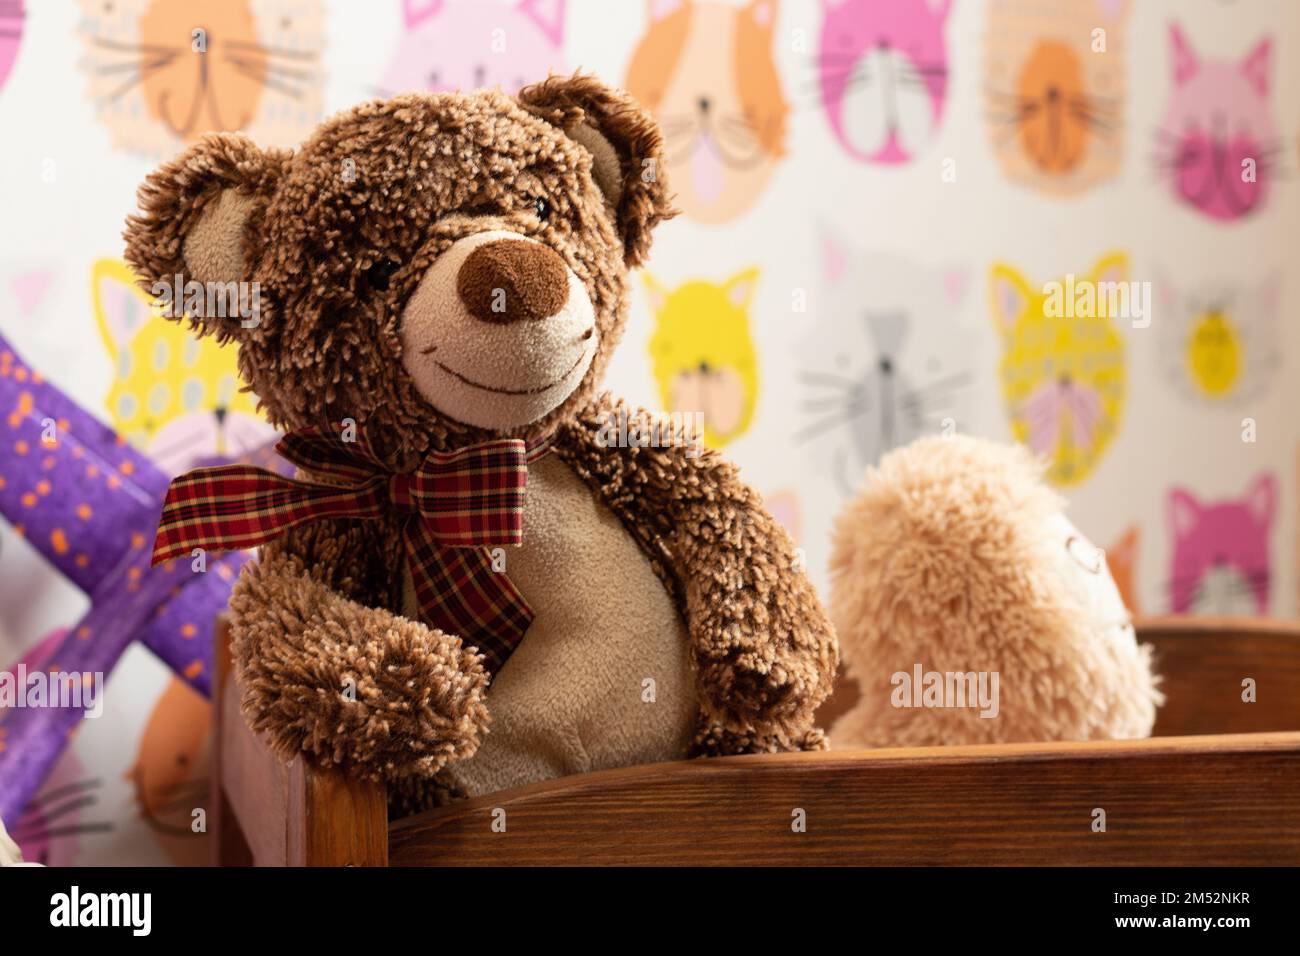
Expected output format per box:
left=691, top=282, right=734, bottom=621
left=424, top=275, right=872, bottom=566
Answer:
left=1089, top=251, right=1130, bottom=286
left=1094, top=0, right=1130, bottom=22
left=1169, top=23, right=1199, bottom=86
left=1153, top=267, right=1178, bottom=312
left=647, top=0, right=687, bottom=23
left=124, top=133, right=288, bottom=344
left=1240, top=37, right=1272, bottom=99
left=403, top=0, right=444, bottom=29
left=1168, top=488, right=1202, bottom=540
left=941, top=267, right=968, bottom=308
left=818, top=224, right=850, bottom=285
left=924, top=0, right=953, bottom=20
left=1245, top=473, right=1277, bottom=528
left=91, top=258, right=157, bottom=361
left=746, top=0, right=777, bottom=30
left=1109, top=525, right=1139, bottom=564
left=724, top=268, right=760, bottom=309
left=989, top=263, right=1032, bottom=335
left=642, top=271, right=670, bottom=313
left=519, top=0, right=566, bottom=48
left=518, top=72, right=677, bottom=267
left=1258, top=271, right=1282, bottom=316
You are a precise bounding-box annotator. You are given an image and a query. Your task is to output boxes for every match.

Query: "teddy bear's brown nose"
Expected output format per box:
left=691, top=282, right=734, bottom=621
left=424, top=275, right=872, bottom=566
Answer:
left=456, top=238, right=570, bottom=323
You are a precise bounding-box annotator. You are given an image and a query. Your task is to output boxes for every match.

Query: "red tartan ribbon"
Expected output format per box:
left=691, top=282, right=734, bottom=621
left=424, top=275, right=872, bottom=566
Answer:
left=151, top=425, right=552, bottom=676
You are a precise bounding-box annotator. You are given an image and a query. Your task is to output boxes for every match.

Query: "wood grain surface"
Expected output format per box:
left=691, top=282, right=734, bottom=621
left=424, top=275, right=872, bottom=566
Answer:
left=387, top=733, right=1300, bottom=866
left=213, top=614, right=1300, bottom=866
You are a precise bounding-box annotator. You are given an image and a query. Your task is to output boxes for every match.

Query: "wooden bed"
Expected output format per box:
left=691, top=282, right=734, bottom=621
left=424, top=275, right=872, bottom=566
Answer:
left=211, top=616, right=1300, bottom=866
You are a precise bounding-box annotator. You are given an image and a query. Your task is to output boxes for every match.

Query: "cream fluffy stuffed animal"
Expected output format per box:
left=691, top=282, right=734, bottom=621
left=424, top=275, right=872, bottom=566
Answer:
left=829, top=435, right=1162, bottom=748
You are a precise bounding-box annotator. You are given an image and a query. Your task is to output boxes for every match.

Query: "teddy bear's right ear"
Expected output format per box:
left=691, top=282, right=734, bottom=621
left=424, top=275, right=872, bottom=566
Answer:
left=518, top=73, right=678, bottom=267
left=123, top=133, right=289, bottom=340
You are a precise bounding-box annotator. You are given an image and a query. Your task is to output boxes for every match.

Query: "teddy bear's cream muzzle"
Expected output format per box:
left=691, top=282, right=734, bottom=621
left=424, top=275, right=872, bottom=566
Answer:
left=398, top=229, right=598, bottom=430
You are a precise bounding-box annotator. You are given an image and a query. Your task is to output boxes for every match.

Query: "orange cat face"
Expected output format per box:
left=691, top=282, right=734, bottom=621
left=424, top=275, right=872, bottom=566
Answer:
left=77, top=0, right=325, bottom=153
left=127, top=676, right=210, bottom=866
left=984, top=0, right=1130, bottom=196
left=625, top=0, right=787, bottom=224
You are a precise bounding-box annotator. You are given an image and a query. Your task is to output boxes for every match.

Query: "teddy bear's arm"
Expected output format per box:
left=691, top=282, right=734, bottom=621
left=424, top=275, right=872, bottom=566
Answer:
left=227, top=517, right=490, bottom=783
left=557, top=397, right=839, bottom=742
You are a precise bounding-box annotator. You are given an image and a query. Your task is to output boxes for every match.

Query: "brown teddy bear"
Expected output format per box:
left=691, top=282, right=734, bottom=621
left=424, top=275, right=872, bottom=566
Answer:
left=123, top=74, right=837, bottom=807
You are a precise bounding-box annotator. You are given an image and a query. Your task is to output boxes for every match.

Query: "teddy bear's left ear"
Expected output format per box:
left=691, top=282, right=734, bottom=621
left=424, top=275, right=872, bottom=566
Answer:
left=518, top=73, right=677, bottom=267
left=123, top=133, right=289, bottom=341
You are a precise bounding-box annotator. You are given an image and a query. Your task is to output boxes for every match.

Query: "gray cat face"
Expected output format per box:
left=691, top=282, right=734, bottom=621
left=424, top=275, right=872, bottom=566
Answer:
left=795, top=232, right=973, bottom=491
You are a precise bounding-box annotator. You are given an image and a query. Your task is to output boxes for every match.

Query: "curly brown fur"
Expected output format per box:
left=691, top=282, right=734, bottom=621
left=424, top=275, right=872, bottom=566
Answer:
left=689, top=720, right=829, bottom=758
left=124, top=82, right=674, bottom=462
left=554, top=395, right=839, bottom=743
left=229, top=521, right=490, bottom=783
left=124, top=73, right=831, bottom=791
left=386, top=773, right=465, bottom=820
left=517, top=73, right=678, bottom=266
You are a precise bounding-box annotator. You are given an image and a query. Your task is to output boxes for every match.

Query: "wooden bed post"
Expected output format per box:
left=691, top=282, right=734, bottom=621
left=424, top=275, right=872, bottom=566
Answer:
left=211, top=616, right=389, bottom=866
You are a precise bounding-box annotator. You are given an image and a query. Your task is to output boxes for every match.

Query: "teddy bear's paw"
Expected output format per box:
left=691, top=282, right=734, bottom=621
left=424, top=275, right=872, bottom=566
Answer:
left=688, top=720, right=829, bottom=758
left=386, top=772, right=466, bottom=820
left=699, top=653, right=830, bottom=737
left=231, top=570, right=491, bottom=781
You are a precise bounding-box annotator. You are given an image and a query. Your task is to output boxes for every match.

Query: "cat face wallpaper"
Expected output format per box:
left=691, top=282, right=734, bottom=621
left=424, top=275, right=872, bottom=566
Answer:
left=75, top=0, right=326, bottom=153
left=626, top=0, right=788, bottom=222
left=983, top=0, right=1130, bottom=196
left=0, top=0, right=1299, bottom=886
left=1156, top=23, right=1279, bottom=222
left=816, top=0, right=953, bottom=164
left=796, top=232, right=974, bottom=492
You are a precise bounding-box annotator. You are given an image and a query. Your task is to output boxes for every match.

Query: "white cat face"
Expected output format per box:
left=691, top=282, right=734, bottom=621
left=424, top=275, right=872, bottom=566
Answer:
left=795, top=232, right=973, bottom=491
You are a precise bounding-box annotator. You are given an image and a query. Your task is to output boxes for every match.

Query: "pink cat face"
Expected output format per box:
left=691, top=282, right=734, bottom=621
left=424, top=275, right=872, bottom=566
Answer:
left=1168, top=473, right=1275, bottom=615
left=818, top=0, right=952, bottom=164
left=0, top=0, right=24, bottom=93
left=379, top=0, right=566, bottom=96
left=1158, top=24, right=1276, bottom=222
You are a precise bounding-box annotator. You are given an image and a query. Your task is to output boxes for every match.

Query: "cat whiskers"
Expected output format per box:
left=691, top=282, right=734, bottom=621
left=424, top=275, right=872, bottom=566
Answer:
left=224, top=38, right=319, bottom=62
left=712, top=113, right=771, bottom=167
left=894, top=60, right=948, bottom=93
left=10, top=777, right=113, bottom=845
left=85, top=39, right=184, bottom=104
left=223, top=39, right=319, bottom=100
left=795, top=370, right=868, bottom=443
left=899, top=370, right=972, bottom=415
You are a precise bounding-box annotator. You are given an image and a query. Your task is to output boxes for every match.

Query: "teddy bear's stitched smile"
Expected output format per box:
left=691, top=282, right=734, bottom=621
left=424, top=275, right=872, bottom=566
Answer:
left=431, top=345, right=592, bottom=396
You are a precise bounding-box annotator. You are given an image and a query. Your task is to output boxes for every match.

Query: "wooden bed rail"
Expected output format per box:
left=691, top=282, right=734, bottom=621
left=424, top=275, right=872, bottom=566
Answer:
left=213, top=615, right=1300, bottom=866
left=815, top=614, right=1300, bottom=735
left=387, top=733, right=1300, bottom=866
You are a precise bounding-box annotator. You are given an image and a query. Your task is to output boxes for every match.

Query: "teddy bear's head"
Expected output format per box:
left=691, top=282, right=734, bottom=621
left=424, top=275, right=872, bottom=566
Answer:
left=123, top=74, right=674, bottom=459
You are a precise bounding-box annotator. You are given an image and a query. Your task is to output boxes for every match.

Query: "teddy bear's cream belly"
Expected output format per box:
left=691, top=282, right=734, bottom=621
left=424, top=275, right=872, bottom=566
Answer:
left=416, top=454, right=697, bottom=799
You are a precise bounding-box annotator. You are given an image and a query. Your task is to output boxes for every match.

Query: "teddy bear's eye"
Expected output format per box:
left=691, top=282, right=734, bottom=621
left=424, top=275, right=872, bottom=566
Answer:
left=533, top=196, right=551, bottom=222
left=364, top=258, right=400, bottom=292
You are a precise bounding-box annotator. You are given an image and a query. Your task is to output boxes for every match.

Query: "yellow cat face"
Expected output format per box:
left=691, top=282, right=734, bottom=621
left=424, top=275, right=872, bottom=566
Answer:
left=990, top=252, right=1127, bottom=486
left=1186, top=309, right=1241, bottom=396
left=1155, top=271, right=1280, bottom=407
left=92, top=259, right=272, bottom=473
left=645, top=268, right=760, bottom=449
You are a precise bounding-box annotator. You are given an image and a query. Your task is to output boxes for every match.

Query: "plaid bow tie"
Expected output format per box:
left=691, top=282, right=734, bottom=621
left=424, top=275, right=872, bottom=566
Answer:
left=151, top=425, right=553, bottom=676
